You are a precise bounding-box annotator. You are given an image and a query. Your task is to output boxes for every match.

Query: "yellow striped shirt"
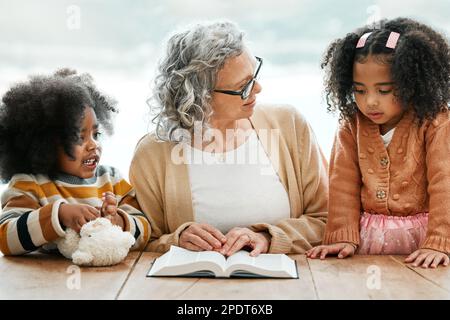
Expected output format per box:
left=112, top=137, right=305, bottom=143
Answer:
left=0, top=165, right=150, bottom=255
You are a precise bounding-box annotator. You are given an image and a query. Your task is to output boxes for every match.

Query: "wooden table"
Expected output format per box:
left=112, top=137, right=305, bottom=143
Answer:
left=1, top=251, right=449, bottom=300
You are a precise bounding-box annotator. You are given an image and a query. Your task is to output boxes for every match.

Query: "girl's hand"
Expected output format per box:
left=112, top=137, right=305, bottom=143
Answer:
left=405, top=248, right=450, bottom=268
left=306, top=242, right=356, bottom=259
left=58, top=203, right=100, bottom=233
left=101, top=192, right=124, bottom=229
left=179, top=223, right=227, bottom=251
left=221, top=227, right=271, bottom=257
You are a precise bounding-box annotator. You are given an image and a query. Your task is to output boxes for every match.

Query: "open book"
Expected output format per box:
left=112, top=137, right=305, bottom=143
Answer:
left=147, top=245, right=298, bottom=278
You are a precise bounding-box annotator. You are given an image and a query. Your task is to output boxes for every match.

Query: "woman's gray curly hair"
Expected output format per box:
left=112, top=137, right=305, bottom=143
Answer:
left=150, top=20, right=245, bottom=142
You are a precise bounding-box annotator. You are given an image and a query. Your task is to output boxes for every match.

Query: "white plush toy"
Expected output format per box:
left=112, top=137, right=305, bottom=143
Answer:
left=55, top=217, right=135, bottom=267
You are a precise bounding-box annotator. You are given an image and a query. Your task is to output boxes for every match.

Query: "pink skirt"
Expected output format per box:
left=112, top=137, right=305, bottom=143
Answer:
left=357, top=212, right=428, bottom=255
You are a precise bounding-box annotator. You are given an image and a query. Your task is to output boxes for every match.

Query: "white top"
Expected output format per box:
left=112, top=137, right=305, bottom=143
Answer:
left=185, top=131, right=291, bottom=234
left=381, top=128, right=395, bottom=147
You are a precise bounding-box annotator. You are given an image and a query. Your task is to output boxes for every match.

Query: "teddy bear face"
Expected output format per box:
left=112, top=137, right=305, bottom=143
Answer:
left=79, top=218, right=113, bottom=238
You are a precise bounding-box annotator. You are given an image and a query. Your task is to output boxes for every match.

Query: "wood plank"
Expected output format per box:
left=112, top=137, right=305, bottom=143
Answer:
left=307, top=255, right=450, bottom=299
left=117, top=253, right=317, bottom=300
left=0, top=251, right=140, bottom=300
left=117, top=252, right=201, bottom=300
left=391, top=255, right=450, bottom=293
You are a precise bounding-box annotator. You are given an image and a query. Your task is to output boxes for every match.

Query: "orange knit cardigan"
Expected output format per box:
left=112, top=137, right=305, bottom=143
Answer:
left=323, top=109, right=450, bottom=253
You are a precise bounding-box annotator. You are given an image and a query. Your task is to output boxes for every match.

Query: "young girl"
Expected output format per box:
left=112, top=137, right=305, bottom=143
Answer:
left=0, top=69, right=151, bottom=255
left=307, top=18, right=450, bottom=268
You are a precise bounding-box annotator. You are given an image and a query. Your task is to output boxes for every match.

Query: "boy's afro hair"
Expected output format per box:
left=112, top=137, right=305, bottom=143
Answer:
left=0, top=68, right=118, bottom=182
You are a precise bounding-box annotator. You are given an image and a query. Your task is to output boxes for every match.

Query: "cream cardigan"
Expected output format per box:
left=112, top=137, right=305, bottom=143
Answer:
left=129, top=104, right=329, bottom=253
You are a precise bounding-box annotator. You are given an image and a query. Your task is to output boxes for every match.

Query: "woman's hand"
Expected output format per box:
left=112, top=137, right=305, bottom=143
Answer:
left=179, top=223, right=227, bottom=251
left=220, top=227, right=271, bottom=257
left=58, top=203, right=100, bottom=233
left=306, top=242, right=356, bottom=259
left=405, top=248, right=450, bottom=268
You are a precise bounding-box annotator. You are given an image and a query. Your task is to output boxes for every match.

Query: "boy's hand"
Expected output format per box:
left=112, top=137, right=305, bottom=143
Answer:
left=101, top=191, right=118, bottom=216
left=101, top=192, right=124, bottom=229
left=405, top=248, right=450, bottom=268
left=58, top=203, right=100, bottom=233
left=306, top=242, right=356, bottom=259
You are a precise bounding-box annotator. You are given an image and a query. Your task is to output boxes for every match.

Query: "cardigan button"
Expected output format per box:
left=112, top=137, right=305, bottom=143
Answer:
left=397, top=148, right=403, bottom=154
left=360, top=153, right=367, bottom=159
left=393, top=194, right=400, bottom=200
left=380, top=157, right=389, bottom=167
left=367, top=147, right=375, bottom=154
left=368, top=169, right=374, bottom=174
left=376, top=190, right=386, bottom=199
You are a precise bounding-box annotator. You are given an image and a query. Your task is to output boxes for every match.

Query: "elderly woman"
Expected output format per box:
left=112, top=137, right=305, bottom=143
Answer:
left=130, top=21, right=328, bottom=256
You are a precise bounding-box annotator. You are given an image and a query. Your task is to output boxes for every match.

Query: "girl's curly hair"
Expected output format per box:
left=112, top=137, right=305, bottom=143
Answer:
left=0, top=68, right=118, bottom=182
left=322, top=17, right=450, bottom=122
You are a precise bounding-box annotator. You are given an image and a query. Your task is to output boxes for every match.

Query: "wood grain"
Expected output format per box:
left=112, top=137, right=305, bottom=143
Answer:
left=391, top=255, right=450, bottom=293
left=307, top=255, right=450, bottom=299
left=0, top=251, right=140, bottom=299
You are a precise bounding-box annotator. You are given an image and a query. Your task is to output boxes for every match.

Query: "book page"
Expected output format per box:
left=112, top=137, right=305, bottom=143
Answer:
left=224, top=251, right=298, bottom=278
left=195, top=250, right=227, bottom=268
left=148, top=246, right=227, bottom=277
left=225, top=250, right=254, bottom=267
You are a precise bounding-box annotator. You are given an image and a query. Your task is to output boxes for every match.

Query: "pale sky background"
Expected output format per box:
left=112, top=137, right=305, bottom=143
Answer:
left=0, top=0, right=449, bottom=193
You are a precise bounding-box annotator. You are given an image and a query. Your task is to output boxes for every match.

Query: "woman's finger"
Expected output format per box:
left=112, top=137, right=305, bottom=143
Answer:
left=221, top=232, right=240, bottom=255
left=249, top=241, right=264, bottom=257
left=183, top=241, right=203, bottom=252
left=225, top=234, right=250, bottom=257
left=195, top=227, right=223, bottom=249
left=185, top=233, right=213, bottom=251
left=248, top=233, right=268, bottom=257
left=202, top=224, right=227, bottom=244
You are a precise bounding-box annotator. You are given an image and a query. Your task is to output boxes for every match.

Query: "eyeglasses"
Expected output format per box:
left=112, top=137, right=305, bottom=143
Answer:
left=213, top=56, right=263, bottom=100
